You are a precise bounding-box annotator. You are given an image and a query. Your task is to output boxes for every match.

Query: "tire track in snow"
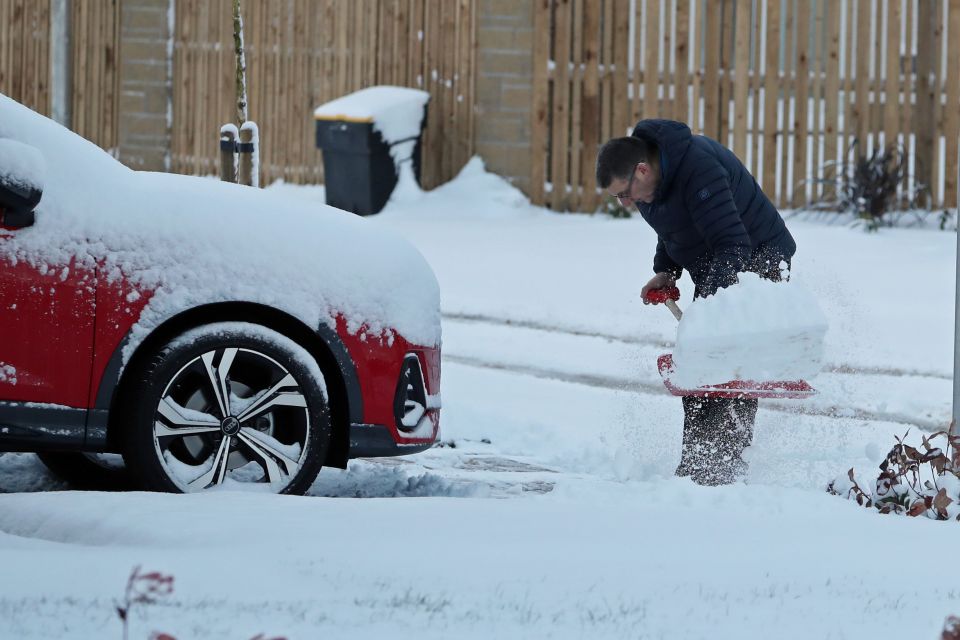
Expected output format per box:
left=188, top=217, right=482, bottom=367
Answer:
left=443, top=313, right=952, bottom=381
left=444, top=354, right=945, bottom=432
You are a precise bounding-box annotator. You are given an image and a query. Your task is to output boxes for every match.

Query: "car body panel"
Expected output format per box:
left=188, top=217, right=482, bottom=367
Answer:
left=0, top=246, right=96, bottom=407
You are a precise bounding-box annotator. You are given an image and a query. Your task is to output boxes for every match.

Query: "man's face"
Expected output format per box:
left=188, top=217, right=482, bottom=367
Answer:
left=607, top=162, right=658, bottom=205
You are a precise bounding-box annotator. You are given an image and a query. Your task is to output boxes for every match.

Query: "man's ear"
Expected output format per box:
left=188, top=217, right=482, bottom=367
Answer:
left=637, top=162, right=650, bottom=176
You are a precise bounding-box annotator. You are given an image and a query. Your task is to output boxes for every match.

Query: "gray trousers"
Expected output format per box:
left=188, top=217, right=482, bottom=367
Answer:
left=673, top=251, right=787, bottom=484
left=675, top=396, right=757, bottom=485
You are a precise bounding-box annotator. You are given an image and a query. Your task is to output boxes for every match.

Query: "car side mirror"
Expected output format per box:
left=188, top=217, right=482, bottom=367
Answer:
left=0, top=138, right=45, bottom=230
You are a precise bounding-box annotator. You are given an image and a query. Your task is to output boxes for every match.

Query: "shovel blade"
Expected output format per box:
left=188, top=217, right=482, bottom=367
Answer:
left=657, top=354, right=816, bottom=399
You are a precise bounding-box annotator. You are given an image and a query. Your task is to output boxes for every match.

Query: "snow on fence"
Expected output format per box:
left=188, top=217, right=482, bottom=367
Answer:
left=533, top=0, right=960, bottom=212
left=171, top=0, right=476, bottom=190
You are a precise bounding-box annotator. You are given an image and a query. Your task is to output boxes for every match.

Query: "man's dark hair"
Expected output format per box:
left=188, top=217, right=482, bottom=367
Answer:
left=595, top=136, right=658, bottom=188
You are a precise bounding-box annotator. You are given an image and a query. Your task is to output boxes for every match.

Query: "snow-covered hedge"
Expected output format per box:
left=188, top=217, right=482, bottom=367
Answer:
left=828, top=429, right=960, bottom=521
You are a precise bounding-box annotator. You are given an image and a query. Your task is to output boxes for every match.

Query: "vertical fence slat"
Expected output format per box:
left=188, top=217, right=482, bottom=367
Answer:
left=530, top=0, right=550, bottom=206
left=873, top=0, right=886, bottom=148
left=809, top=0, right=824, bottom=199
left=792, top=0, right=811, bottom=207
left=822, top=0, right=841, bottom=199
left=762, top=0, right=781, bottom=201
left=0, top=2, right=10, bottom=100
left=793, top=0, right=811, bottom=206
left=840, top=0, right=853, bottom=160
left=883, top=0, right=900, bottom=150
left=456, top=0, right=472, bottom=170
left=612, top=0, right=630, bottom=136
left=780, top=0, right=795, bottom=203
left=551, top=0, right=571, bottom=210
left=854, top=0, right=871, bottom=153
left=719, top=0, right=736, bottom=145
left=945, top=0, right=960, bottom=207
left=915, top=0, right=935, bottom=205
left=581, top=0, right=601, bottom=211
left=662, top=0, right=674, bottom=116
left=750, top=0, right=763, bottom=174
left=601, top=0, right=614, bottom=144
left=443, top=0, right=457, bottom=180
left=703, top=0, right=721, bottom=137
left=631, top=0, right=643, bottom=125
left=732, top=0, right=750, bottom=161
left=674, top=0, right=690, bottom=124
left=644, top=0, right=661, bottom=117
left=570, top=0, right=584, bottom=211
left=932, top=0, right=944, bottom=204
left=690, top=0, right=703, bottom=133
left=901, top=0, right=913, bottom=195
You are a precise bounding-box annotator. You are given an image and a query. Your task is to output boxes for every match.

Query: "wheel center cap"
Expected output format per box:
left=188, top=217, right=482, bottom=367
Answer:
left=220, top=416, right=241, bottom=436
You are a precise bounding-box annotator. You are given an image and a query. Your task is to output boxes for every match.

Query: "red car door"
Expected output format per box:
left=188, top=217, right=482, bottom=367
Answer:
left=0, top=237, right=96, bottom=408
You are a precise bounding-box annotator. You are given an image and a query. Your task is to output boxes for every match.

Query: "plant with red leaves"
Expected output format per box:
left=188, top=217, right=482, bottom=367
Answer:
left=828, top=426, right=960, bottom=521
left=943, top=615, right=960, bottom=640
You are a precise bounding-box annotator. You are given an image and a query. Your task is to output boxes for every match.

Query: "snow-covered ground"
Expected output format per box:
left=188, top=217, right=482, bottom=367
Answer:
left=1, top=159, right=957, bottom=639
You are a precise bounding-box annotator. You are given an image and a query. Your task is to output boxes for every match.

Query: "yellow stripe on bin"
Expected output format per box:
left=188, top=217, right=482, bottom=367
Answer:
left=313, top=114, right=374, bottom=122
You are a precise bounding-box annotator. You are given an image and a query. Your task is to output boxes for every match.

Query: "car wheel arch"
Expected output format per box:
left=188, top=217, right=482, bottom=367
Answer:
left=98, top=302, right=361, bottom=469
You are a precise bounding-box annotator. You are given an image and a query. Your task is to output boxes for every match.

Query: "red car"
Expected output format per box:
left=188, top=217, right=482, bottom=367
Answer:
left=0, top=94, right=441, bottom=494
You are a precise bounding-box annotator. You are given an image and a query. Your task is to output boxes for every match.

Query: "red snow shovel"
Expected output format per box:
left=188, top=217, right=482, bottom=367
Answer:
left=644, top=286, right=816, bottom=399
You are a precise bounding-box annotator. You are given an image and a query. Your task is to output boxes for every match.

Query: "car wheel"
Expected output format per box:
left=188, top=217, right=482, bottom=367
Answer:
left=122, top=322, right=331, bottom=495
left=36, top=452, right=131, bottom=490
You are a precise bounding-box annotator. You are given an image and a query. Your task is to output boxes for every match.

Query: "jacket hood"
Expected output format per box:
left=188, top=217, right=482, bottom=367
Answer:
left=630, top=119, right=692, bottom=200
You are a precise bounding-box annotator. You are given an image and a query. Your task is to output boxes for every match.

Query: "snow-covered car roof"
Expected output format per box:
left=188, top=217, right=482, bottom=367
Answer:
left=0, top=93, right=440, bottom=350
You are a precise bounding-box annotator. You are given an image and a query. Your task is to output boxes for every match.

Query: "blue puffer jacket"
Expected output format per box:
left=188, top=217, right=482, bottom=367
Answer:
left=631, top=119, right=796, bottom=297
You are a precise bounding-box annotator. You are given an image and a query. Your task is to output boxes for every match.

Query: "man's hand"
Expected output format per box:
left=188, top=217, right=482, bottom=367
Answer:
left=641, top=272, right=677, bottom=304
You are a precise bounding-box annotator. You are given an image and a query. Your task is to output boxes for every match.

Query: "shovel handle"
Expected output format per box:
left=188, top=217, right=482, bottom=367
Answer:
left=664, top=299, right=683, bottom=321
left=644, top=286, right=683, bottom=321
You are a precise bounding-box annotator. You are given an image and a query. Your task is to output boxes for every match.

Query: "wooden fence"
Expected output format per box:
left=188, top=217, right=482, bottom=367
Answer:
left=70, top=0, right=121, bottom=154
left=533, top=0, right=960, bottom=211
left=0, top=0, right=121, bottom=154
left=0, top=1, right=51, bottom=116
left=5, top=0, right=960, bottom=212
left=172, top=0, right=476, bottom=189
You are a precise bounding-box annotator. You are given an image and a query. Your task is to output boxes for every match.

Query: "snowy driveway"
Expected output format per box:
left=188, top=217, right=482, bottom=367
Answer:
left=0, top=162, right=956, bottom=639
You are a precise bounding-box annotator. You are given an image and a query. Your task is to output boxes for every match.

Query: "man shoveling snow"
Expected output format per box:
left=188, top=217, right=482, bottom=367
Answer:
left=597, top=119, right=809, bottom=486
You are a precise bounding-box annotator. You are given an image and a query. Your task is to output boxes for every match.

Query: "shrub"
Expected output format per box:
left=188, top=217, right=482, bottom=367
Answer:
left=827, top=428, right=960, bottom=520
left=812, top=139, right=926, bottom=231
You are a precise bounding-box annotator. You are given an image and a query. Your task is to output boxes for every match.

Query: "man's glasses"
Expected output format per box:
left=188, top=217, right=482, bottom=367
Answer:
left=615, top=163, right=640, bottom=203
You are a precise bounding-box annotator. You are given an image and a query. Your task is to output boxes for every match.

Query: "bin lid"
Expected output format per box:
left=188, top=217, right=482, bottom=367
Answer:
left=314, top=86, right=429, bottom=145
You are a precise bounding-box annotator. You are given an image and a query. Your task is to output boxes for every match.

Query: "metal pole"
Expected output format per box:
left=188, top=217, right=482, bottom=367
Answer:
left=953, top=208, right=960, bottom=436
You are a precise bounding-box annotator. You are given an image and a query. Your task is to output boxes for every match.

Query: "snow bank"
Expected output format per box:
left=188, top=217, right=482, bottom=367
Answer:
left=0, top=93, right=441, bottom=352
left=0, top=137, right=46, bottom=192
left=671, top=273, right=828, bottom=387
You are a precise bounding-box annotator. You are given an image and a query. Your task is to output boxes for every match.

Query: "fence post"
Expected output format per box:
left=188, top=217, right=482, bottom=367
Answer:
left=219, top=125, right=237, bottom=183
left=237, top=123, right=258, bottom=187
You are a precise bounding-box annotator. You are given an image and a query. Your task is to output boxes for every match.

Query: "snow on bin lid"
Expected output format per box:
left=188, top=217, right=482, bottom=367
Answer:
left=313, top=86, right=429, bottom=145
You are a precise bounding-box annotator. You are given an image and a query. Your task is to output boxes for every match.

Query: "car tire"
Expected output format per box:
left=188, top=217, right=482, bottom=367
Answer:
left=122, top=322, right=331, bottom=495
left=36, top=451, right=132, bottom=490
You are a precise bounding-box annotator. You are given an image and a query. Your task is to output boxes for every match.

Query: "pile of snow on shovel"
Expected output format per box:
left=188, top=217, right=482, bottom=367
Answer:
left=671, top=272, right=829, bottom=388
